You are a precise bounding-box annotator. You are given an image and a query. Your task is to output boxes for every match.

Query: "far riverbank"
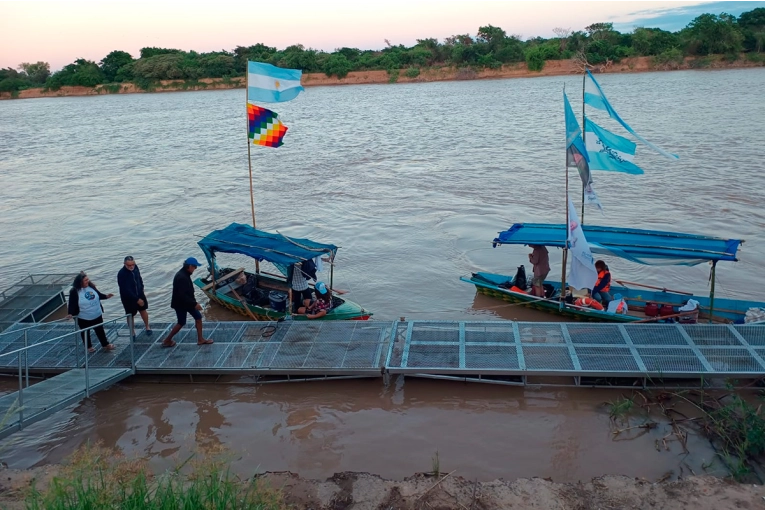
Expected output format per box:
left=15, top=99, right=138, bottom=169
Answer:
left=1, top=55, right=763, bottom=101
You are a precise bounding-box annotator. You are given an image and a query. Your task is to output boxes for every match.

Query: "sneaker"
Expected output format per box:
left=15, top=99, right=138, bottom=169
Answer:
left=145, top=329, right=153, bottom=336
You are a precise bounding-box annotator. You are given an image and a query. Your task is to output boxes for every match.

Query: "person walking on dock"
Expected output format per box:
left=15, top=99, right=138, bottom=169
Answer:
left=117, top=255, right=152, bottom=337
left=162, top=257, right=213, bottom=348
left=67, top=272, right=116, bottom=353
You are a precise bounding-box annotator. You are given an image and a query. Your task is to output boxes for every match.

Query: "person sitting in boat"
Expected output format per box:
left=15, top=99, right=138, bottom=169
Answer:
left=592, top=260, right=612, bottom=305
left=297, top=281, right=332, bottom=319
left=528, top=244, right=550, bottom=297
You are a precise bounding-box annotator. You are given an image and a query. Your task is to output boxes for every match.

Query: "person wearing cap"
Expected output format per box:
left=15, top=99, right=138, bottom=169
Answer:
left=163, top=257, right=213, bottom=347
left=296, top=281, right=332, bottom=319
left=117, top=255, right=152, bottom=337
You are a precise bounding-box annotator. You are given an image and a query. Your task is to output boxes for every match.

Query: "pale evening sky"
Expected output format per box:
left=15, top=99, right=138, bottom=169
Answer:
left=1, top=1, right=764, bottom=70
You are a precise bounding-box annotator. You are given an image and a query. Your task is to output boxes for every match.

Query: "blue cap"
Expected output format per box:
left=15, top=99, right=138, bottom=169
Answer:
left=184, top=257, right=202, bottom=267
left=315, top=281, right=328, bottom=295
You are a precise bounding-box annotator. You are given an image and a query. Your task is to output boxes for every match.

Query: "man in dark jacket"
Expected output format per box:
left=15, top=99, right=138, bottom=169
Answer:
left=162, top=257, right=213, bottom=348
left=117, top=255, right=152, bottom=337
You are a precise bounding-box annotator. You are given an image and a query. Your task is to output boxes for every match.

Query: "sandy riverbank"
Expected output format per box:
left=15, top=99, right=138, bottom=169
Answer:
left=1, top=464, right=763, bottom=509
left=1, top=56, right=762, bottom=101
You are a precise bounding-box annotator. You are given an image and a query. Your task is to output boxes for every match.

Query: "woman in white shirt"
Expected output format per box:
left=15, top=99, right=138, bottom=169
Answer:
left=67, top=272, right=116, bottom=353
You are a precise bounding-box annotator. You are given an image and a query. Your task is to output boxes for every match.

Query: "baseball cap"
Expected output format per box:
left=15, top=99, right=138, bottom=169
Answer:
left=184, top=257, right=202, bottom=267
left=315, top=281, right=328, bottom=295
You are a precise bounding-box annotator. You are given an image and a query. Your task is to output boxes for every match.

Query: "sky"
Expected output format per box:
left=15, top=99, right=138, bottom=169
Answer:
left=2, top=1, right=764, bottom=71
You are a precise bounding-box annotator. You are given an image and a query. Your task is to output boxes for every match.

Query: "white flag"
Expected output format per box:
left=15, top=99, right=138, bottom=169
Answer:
left=567, top=197, right=598, bottom=291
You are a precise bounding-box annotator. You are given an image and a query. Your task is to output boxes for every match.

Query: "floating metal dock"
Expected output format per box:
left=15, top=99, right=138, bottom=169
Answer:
left=0, top=274, right=75, bottom=332
left=0, top=320, right=763, bottom=384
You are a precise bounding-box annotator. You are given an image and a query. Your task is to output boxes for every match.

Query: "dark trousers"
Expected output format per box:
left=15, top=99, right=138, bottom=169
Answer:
left=77, top=316, right=109, bottom=348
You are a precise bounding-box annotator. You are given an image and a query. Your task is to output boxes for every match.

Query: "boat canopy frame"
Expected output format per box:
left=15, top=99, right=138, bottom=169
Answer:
left=198, top=223, right=337, bottom=271
left=493, top=223, right=742, bottom=267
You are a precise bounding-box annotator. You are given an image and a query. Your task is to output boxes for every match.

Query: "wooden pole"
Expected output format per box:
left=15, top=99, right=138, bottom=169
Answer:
left=561, top=88, right=569, bottom=310
left=245, top=68, right=260, bottom=274
left=329, top=252, right=335, bottom=292
left=581, top=70, right=586, bottom=224
left=708, top=260, right=717, bottom=324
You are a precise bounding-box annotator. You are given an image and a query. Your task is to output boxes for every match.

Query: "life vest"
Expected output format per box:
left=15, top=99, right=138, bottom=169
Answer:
left=510, top=286, right=528, bottom=294
left=575, top=296, right=604, bottom=311
left=595, top=270, right=611, bottom=293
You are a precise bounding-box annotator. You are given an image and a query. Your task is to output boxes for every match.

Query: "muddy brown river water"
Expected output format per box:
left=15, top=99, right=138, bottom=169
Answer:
left=2, top=69, right=764, bottom=480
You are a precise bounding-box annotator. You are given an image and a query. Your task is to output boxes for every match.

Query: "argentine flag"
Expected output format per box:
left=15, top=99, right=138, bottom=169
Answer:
left=248, top=61, right=304, bottom=103
left=585, top=119, right=644, bottom=175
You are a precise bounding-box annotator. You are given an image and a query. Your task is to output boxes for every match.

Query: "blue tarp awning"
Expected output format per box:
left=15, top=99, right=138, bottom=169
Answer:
left=198, top=223, right=337, bottom=267
left=493, top=223, right=742, bottom=266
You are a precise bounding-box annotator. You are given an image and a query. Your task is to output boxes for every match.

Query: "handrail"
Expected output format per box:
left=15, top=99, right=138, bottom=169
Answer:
left=2, top=313, right=135, bottom=434
left=0, top=314, right=132, bottom=359
left=0, top=316, right=74, bottom=338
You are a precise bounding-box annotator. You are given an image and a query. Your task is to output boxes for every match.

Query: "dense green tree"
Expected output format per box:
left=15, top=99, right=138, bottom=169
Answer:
left=323, top=53, right=353, bottom=78
left=197, top=52, right=235, bottom=77
left=17, top=62, right=50, bottom=84
left=139, top=47, right=182, bottom=59
left=99, top=51, right=134, bottom=82
left=682, top=13, right=743, bottom=55
left=131, top=53, right=185, bottom=80
left=46, top=59, right=104, bottom=89
left=233, top=44, right=277, bottom=73
left=739, top=7, right=765, bottom=52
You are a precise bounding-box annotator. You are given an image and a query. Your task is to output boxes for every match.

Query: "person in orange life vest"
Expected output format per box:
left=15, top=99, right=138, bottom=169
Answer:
left=592, top=260, right=612, bottom=305
left=528, top=245, right=550, bottom=297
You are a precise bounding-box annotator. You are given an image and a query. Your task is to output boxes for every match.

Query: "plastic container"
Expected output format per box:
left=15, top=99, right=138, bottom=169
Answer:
left=644, top=302, right=659, bottom=317
left=268, top=291, right=287, bottom=312
left=659, top=304, right=675, bottom=317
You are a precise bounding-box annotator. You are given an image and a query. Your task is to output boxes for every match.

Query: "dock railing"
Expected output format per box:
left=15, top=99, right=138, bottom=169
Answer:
left=0, top=314, right=135, bottom=432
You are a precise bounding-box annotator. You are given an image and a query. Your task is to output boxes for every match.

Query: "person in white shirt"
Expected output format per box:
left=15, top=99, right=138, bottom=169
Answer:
left=67, top=272, right=116, bottom=353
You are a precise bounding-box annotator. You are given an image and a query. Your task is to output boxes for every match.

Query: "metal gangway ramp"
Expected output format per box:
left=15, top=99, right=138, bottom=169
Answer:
left=0, top=317, right=136, bottom=440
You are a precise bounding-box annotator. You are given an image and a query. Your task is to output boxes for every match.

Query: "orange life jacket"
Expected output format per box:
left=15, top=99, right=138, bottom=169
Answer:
left=595, top=270, right=611, bottom=293
left=575, top=297, right=604, bottom=311
left=510, top=286, right=528, bottom=294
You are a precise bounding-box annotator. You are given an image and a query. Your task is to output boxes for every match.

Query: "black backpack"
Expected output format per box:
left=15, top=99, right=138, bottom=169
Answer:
left=513, top=265, right=528, bottom=290
left=299, top=258, right=317, bottom=281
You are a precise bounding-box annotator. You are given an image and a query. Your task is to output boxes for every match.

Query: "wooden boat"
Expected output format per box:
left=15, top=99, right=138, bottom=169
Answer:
left=461, top=223, right=765, bottom=324
left=194, top=223, right=372, bottom=321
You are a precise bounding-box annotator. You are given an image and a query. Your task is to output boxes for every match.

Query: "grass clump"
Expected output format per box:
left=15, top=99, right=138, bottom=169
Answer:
left=431, top=450, right=440, bottom=477
left=25, top=443, right=285, bottom=510
left=606, top=395, right=634, bottom=422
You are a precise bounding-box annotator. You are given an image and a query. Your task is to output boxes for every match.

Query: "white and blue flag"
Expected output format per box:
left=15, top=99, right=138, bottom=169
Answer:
left=567, top=196, right=598, bottom=291
left=247, top=61, right=304, bottom=103
left=584, top=70, right=678, bottom=160
left=585, top=119, right=644, bottom=175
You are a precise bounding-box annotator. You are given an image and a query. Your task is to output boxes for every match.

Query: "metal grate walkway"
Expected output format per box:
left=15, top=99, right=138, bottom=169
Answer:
left=1, top=320, right=764, bottom=380
left=386, top=321, right=765, bottom=378
left=0, top=274, right=75, bottom=333
left=0, top=368, right=132, bottom=440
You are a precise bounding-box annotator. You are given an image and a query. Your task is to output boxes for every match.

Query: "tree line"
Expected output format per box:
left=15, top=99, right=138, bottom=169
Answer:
left=1, top=8, right=763, bottom=94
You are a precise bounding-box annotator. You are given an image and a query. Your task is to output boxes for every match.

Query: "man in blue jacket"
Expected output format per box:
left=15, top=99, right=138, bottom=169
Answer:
left=162, top=257, right=213, bottom=348
left=117, top=255, right=152, bottom=337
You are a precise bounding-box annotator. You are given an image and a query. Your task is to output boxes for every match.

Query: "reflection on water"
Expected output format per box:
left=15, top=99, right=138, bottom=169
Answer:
left=0, top=378, right=715, bottom=481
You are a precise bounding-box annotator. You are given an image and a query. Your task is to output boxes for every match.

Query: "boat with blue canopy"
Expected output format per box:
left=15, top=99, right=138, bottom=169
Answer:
left=195, top=223, right=372, bottom=321
left=461, top=68, right=765, bottom=324
left=461, top=222, right=764, bottom=323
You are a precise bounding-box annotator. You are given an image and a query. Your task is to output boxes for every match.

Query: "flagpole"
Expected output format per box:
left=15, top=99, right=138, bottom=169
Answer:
left=246, top=67, right=260, bottom=274
left=246, top=73, right=257, bottom=229
left=581, top=70, right=586, bottom=225
left=561, top=88, right=569, bottom=310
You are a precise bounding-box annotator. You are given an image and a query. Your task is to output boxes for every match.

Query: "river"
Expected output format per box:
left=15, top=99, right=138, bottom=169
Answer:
left=0, top=68, right=763, bottom=480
